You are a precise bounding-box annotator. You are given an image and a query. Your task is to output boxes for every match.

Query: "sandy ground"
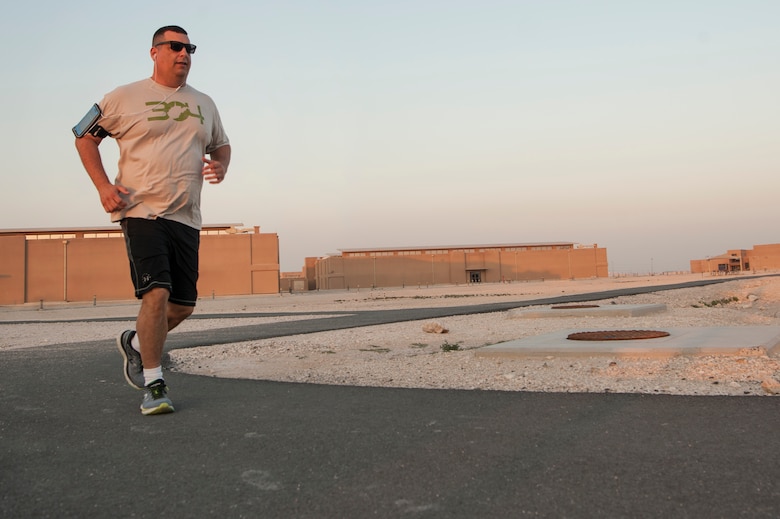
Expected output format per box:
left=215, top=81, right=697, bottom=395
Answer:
left=3, top=273, right=780, bottom=396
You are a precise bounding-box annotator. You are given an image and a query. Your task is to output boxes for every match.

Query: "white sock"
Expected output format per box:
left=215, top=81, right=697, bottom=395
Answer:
left=131, top=333, right=141, bottom=353
left=143, top=366, right=164, bottom=387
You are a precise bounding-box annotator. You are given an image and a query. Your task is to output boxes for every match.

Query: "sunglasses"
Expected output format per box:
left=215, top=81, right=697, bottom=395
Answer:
left=155, top=41, right=197, bottom=54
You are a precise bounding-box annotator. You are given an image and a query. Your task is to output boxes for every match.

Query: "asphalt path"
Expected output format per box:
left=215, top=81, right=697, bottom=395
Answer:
left=2, top=276, right=779, bottom=518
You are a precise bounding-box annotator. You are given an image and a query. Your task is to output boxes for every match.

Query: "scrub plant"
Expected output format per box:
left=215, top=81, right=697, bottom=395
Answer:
left=440, top=340, right=462, bottom=352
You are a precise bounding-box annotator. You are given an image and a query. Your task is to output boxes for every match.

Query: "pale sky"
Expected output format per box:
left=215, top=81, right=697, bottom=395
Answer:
left=1, top=1, right=778, bottom=273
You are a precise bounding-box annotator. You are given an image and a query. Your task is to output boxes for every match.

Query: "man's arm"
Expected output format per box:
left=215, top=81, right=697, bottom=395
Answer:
left=202, top=144, right=231, bottom=184
left=74, top=134, right=129, bottom=212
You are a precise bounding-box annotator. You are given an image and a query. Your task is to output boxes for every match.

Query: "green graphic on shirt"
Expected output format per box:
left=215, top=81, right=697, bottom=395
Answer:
left=146, top=101, right=205, bottom=124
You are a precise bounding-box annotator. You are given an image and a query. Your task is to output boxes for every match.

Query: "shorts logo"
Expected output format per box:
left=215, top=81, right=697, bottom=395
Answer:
left=142, top=273, right=152, bottom=286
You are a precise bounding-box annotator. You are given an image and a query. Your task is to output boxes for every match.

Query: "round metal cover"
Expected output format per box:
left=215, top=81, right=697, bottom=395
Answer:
left=551, top=304, right=600, bottom=309
left=567, top=330, right=670, bottom=341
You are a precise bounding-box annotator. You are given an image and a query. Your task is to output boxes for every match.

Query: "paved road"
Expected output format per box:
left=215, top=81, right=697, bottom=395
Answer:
left=2, top=276, right=779, bottom=518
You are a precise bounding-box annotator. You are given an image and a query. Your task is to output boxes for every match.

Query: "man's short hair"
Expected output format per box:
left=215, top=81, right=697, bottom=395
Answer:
left=153, top=25, right=188, bottom=45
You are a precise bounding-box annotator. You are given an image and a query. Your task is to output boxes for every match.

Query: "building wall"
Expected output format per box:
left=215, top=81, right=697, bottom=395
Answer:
left=13, top=236, right=133, bottom=303
left=0, top=226, right=280, bottom=305
left=251, top=232, right=281, bottom=295
left=689, top=259, right=707, bottom=274
left=200, top=234, right=251, bottom=297
left=279, top=256, right=317, bottom=293
left=0, top=235, right=28, bottom=305
left=314, top=244, right=608, bottom=290
left=304, top=257, right=317, bottom=290
left=749, top=244, right=780, bottom=272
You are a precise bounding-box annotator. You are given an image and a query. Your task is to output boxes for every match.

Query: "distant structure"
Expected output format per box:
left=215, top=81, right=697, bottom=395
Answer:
left=0, top=225, right=280, bottom=305
left=305, top=242, right=608, bottom=290
left=1, top=225, right=609, bottom=304
left=690, top=243, right=780, bottom=274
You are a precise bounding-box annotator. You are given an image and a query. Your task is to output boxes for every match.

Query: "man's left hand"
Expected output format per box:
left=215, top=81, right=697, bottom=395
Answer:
left=202, top=157, right=226, bottom=184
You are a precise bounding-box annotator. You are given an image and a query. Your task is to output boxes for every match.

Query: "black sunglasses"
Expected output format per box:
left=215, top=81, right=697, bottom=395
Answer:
left=155, top=41, right=197, bottom=54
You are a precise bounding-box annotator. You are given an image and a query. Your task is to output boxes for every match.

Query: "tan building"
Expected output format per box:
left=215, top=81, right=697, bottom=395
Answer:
left=280, top=257, right=317, bottom=293
left=313, top=242, right=608, bottom=290
left=1, top=225, right=609, bottom=304
left=0, top=224, right=280, bottom=305
left=691, top=243, right=780, bottom=274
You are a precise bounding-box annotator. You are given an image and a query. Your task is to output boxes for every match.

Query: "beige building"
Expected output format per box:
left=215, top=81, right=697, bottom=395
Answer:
left=690, top=243, right=780, bottom=274
left=0, top=224, right=280, bottom=305
left=11, top=229, right=780, bottom=302
left=312, top=242, right=608, bottom=290
left=1, top=224, right=609, bottom=304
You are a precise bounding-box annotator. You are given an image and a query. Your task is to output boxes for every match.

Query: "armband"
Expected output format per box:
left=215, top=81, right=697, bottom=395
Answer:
left=90, top=125, right=110, bottom=138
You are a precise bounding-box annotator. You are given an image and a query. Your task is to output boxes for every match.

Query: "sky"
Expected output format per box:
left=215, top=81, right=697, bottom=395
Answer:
left=1, top=1, right=778, bottom=274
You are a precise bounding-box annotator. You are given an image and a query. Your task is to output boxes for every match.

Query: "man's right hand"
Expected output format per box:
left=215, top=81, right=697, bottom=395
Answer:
left=98, top=183, right=130, bottom=213
left=74, top=134, right=129, bottom=214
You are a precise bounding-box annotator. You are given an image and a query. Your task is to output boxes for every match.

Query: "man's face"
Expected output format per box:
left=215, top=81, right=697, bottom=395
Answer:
left=151, top=31, right=193, bottom=81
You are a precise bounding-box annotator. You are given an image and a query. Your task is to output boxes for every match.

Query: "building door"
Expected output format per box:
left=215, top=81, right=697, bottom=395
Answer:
left=469, top=271, right=482, bottom=283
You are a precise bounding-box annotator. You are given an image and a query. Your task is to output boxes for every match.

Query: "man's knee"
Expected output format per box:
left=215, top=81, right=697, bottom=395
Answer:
left=141, top=287, right=170, bottom=308
left=175, top=305, right=194, bottom=320
left=168, top=303, right=194, bottom=329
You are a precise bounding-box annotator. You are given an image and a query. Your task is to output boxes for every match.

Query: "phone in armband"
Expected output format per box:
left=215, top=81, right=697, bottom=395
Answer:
left=72, top=103, right=102, bottom=138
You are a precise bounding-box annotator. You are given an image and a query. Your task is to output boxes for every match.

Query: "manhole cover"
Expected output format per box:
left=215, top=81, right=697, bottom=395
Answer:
left=551, top=304, right=600, bottom=309
left=567, top=330, right=670, bottom=341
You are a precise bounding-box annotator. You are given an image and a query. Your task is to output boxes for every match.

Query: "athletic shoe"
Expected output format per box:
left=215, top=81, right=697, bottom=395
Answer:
left=140, top=379, right=175, bottom=415
left=116, top=330, right=144, bottom=389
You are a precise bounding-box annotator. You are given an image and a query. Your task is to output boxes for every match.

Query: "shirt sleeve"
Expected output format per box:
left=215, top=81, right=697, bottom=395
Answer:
left=205, top=100, right=230, bottom=154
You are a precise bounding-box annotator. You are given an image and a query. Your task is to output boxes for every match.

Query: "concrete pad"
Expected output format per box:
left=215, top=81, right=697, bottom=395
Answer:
left=508, top=304, right=667, bottom=319
left=475, top=326, right=780, bottom=359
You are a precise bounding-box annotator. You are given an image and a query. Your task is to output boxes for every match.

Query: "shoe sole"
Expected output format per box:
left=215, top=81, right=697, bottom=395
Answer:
left=141, top=403, right=175, bottom=416
left=116, top=332, right=144, bottom=390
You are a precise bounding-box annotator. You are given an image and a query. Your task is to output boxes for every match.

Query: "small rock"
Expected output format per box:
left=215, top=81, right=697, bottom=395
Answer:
left=422, top=322, right=448, bottom=334
left=761, top=379, right=780, bottom=395
left=737, top=346, right=766, bottom=357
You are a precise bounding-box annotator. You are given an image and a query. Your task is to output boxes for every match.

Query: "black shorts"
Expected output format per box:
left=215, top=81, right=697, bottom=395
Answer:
left=121, top=218, right=200, bottom=306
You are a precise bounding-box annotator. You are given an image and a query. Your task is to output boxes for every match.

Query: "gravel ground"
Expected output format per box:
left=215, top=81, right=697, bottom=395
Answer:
left=3, top=274, right=780, bottom=396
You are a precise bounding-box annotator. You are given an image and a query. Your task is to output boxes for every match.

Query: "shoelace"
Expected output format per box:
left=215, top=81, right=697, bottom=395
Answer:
left=147, top=382, right=168, bottom=399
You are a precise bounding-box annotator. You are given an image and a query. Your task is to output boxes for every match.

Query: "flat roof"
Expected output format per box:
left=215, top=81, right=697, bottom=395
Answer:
left=339, top=242, right=581, bottom=253
left=0, top=223, right=245, bottom=235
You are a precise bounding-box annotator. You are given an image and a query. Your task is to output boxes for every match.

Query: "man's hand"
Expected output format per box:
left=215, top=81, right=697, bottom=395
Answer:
left=202, top=156, right=226, bottom=184
left=75, top=133, right=128, bottom=213
left=97, top=183, right=130, bottom=213
left=203, top=145, right=231, bottom=185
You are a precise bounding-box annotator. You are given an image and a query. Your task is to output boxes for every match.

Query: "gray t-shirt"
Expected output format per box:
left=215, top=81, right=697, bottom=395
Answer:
left=97, top=78, right=229, bottom=230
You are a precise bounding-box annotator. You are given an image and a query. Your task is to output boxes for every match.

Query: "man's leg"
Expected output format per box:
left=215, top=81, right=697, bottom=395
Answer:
left=135, top=289, right=195, bottom=416
left=120, top=292, right=194, bottom=389
left=136, top=289, right=195, bottom=370
left=121, top=218, right=198, bottom=414
left=136, top=287, right=170, bottom=371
